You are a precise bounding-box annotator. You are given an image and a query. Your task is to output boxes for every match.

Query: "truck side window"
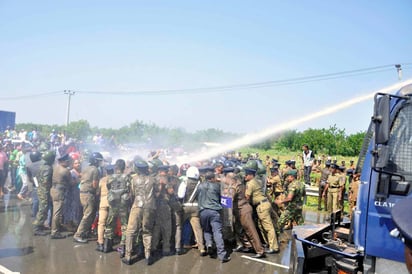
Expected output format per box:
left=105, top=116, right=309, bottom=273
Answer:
left=385, top=103, right=412, bottom=195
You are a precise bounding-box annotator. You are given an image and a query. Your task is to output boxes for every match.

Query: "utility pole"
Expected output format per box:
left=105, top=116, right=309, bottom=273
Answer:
left=395, top=64, right=402, bottom=80
left=64, top=90, right=75, bottom=126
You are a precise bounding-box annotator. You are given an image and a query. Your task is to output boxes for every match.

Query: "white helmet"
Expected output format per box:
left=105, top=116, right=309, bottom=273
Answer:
left=186, top=166, right=200, bottom=180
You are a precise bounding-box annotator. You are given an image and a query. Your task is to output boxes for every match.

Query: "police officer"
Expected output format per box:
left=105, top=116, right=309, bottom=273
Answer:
left=26, top=151, right=43, bottom=218
left=73, top=152, right=103, bottom=243
left=275, top=170, right=305, bottom=230
left=337, top=165, right=347, bottom=213
left=391, top=197, right=412, bottom=273
left=167, top=164, right=184, bottom=255
left=152, top=165, right=173, bottom=256
left=348, top=173, right=360, bottom=220
left=323, top=164, right=344, bottom=219
left=103, top=159, right=131, bottom=254
left=245, top=167, right=280, bottom=254
left=32, top=150, right=55, bottom=236
left=267, top=166, right=283, bottom=200
left=197, top=166, right=231, bottom=263
left=318, top=161, right=331, bottom=211
left=231, top=169, right=265, bottom=258
left=96, top=164, right=114, bottom=252
left=177, top=166, right=206, bottom=256
left=122, top=160, right=157, bottom=266
left=50, top=154, right=72, bottom=239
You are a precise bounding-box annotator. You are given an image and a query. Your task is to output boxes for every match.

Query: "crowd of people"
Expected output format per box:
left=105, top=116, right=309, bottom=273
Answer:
left=0, top=128, right=360, bottom=267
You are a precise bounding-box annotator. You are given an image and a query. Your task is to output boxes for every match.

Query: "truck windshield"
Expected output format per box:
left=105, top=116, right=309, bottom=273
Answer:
left=385, top=103, right=412, bottom=179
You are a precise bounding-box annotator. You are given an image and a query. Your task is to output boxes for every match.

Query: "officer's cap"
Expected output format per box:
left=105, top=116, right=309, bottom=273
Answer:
left=391, top=198, right=412, bottom=250
left=213, top=161, right=224, bottom=168
left=285, top=169, right=298, bottom=178
left=58, top=154, right=70, bottom=162
left=285, top=160, right=292, bottom=165
left=105, top=164, right=114, bottom=171
left=222, top=167, right=235, bottom=174
left=270, top=167, right=279, bottom=172
left=331, top=163, right=339, bottom=169
left=244, top=168, right=256, bottom=175
left=198, top=166, right=214, bottom=173
left=158, top=165, right=170, bottom=172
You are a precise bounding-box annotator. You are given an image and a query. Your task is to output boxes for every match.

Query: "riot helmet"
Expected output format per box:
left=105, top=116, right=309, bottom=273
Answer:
left=89, top=152, right=104, bottom=166
left=42, top=151, right=56, bottom=165
left=29, top=151, right=42, bottom=162
left=186, top=166, right=200, bottom=180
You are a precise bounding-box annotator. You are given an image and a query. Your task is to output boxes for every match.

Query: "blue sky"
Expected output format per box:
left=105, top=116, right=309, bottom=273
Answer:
left=1, top=1, right=411, bottom=136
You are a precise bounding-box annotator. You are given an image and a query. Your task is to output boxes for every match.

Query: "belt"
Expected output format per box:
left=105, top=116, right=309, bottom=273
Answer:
left=257, top=198, right=269, bottom=205
left=330, top=186, right=340, bottom=189
left=80, top=191, right=95, bottom=194
left=183, top=202, right=198, bottom=207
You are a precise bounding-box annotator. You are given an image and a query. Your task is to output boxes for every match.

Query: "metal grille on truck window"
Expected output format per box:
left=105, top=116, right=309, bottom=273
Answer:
left=387, top=103, right=412, bottom=180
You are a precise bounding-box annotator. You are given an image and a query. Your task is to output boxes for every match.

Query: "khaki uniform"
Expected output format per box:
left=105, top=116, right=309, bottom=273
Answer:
left=318, top=167, right=330, bottom=211
left=97, top=176, right=109, bottom=245
left=74, top=165, right=99, bottom=239
left=50, top=164, right=72, bottom=236
left=339, top=172, right=347, bottom=210
left=233, top=175, right=264, bottom=255
left=348, top=176, right=360, bottom=219
left=326, top=174, right=343, bottom=214
left=266, top=173, right=284, bottom=216
left=246, top=177, right=279, bottom=251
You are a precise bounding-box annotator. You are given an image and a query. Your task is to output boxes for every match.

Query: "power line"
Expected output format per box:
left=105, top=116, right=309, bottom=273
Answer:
left=0, top=91, right=62, bottom=101
left=1, top=63, right=411, bottom=99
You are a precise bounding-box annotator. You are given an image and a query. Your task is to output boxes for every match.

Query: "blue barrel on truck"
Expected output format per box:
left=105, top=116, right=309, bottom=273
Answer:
left=0, top=110, right=16, bottom=132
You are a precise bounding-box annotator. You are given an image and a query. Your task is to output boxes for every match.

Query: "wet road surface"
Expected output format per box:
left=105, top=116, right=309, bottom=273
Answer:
left=0, top=194, right=327, bottom=274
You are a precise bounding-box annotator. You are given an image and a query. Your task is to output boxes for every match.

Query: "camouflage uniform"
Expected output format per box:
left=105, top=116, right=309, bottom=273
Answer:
left=152, top=173, right=173, bottom=254
left=123, top=172, right=157, bottom=264
left=33, top=161, right=53, bottom=233
left=277, top=178, right=305, bottom=229
left=104, top=172, right=131, bottom=246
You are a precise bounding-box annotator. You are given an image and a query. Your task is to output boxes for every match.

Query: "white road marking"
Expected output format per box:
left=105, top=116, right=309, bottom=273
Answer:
left=241, top=255, right=290, bottom=269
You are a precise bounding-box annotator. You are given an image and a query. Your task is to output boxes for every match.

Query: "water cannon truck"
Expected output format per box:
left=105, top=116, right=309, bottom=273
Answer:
left=292, top=83, right=412, bottom=273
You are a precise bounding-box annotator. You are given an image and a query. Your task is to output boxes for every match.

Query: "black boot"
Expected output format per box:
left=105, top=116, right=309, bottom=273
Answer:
left=122, top=256, right=132, bottom=265
left=96, top=243, right=104, bottom=252
left=103, top=238, right=113, bottom=253
left=119, top=245, right=126, bottom=258
left=33, top=226, right=48, bottom=236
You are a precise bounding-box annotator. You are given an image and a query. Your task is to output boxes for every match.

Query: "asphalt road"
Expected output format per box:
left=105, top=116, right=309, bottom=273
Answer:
left=0, top=193, right=327, bottom=274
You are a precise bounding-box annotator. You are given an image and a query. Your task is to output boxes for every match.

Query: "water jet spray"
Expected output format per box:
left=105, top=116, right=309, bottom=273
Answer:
left=177, top=79, right=412, bottom=165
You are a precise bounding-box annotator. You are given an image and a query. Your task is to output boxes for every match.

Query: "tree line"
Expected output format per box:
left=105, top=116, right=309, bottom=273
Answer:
left=16, top=120, right=365, bottom=157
